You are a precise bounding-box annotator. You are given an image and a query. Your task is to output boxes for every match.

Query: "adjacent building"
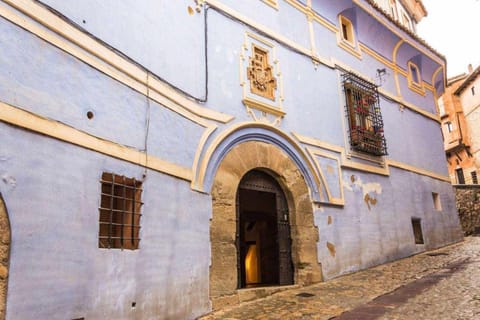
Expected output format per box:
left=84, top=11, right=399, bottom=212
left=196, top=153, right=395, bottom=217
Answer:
left=0, top=0, right=462, bottom=319
left=439, top=64, right=480, bottom=185
left=439, top=64, right=480, bottom=235
left=454, top=65, right=480, bottom=184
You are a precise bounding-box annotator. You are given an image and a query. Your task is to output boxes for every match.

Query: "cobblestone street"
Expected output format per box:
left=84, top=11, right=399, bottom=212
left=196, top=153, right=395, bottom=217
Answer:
left=200, top=237, right=480, bottom=320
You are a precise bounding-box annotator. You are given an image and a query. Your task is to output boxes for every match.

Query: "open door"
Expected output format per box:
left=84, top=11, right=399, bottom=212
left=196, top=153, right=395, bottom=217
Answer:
left=236, top=170, right=293, bottom=288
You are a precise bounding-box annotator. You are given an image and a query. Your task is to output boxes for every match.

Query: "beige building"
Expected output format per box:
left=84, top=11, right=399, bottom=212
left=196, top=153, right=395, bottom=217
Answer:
left=440, top=65, right=480, bottom=184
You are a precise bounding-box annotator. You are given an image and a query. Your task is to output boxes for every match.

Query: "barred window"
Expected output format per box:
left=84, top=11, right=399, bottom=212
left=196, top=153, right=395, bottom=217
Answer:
left=99, top=173, right=143, bottom=250
left=342, top=72, right=388, bottom=156
left=471, top=171, right=478, bottom=185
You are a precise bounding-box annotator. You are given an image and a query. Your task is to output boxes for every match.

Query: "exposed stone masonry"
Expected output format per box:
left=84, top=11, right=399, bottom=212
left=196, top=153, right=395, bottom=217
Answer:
left=0, top=195, right=10, bottom=320
left=209, top=141, right=322, bottom=310
left=455, top=185, right=480, bottom=235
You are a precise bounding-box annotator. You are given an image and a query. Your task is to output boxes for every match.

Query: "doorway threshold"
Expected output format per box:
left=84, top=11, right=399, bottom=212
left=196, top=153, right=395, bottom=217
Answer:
left=237, top=284, right=300, bottom=303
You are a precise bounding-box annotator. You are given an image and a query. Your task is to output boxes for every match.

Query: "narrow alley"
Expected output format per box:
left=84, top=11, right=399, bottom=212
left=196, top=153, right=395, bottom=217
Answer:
left=200, top=237, right=480, bottom=320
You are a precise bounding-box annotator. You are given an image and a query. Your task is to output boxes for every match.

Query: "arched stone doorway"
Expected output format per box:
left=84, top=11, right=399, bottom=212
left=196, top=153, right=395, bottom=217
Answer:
left=0, top=194, right=10, bottom=319
left=237, top=170, right=293, bottom=288
left=209, top=141, right=322, bottom=309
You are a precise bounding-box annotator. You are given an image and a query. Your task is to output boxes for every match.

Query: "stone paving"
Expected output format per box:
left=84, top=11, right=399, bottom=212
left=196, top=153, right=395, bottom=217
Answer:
left=199, top=237, right=480, bottom=320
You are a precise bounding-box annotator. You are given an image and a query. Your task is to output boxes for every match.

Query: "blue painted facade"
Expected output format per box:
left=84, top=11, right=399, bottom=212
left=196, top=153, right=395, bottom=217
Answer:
left=0, top=0, right=462, bottom=319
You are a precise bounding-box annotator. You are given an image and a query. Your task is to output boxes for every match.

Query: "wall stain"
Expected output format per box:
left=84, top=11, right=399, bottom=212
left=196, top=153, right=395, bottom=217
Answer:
left=326, top=165, right=335, bottom=174
left=364, top=193, right=378, bottom=211
left=326, top=242, right=336, bottom=257
left=344, top=174, right=382, bottom=211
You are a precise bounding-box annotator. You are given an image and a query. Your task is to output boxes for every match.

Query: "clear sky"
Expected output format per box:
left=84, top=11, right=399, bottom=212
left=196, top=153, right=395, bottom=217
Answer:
left=416, top=0, right=480, bottom=78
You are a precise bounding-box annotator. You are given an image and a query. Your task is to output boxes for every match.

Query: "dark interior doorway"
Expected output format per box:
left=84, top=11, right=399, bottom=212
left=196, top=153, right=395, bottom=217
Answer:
left=237, top=170, right=293, bottom=288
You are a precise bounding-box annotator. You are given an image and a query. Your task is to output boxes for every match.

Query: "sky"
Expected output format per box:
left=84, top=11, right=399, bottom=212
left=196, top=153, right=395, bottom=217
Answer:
left=416, top=0, right=480, bottom=78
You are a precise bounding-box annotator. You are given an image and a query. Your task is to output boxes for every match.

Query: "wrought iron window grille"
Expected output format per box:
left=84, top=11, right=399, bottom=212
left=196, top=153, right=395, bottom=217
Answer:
left=342, top=72, right=388, bottom=156
left=98, top=172, right=143, bottom=250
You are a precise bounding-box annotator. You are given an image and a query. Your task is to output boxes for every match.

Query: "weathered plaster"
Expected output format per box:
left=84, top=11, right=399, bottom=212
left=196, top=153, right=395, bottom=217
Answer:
left=0, top=124, right=212, bottom=320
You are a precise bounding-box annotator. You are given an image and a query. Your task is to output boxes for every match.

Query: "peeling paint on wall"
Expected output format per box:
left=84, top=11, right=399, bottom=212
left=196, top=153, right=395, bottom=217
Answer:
left=343, top=175, right=382, bottom=197
left=1, top=174, right=16, bottom=189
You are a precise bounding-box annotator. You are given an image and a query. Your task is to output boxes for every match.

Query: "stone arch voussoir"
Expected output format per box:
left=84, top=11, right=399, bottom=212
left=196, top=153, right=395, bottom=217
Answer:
left=209, top=141, right=322, bottom=309
left=0, top=194, right=11, bottom=320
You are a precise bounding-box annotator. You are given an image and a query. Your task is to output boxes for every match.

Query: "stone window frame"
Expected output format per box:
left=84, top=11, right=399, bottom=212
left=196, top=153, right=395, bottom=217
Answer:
left=407, top=61, right=425, bottom=95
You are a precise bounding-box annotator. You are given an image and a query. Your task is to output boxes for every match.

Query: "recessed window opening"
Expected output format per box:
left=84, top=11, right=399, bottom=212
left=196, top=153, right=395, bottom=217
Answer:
left=432, top=192, right=442, bottom=211
left=471, top=171, right=478, bottom=184
left=472, top=86, right=476, bottom=96
left=339, top=16, right=355, bottom=45
left=438, top=97, right=445, bottom=116
left=409, top=62, right=421, bottom=85
left=456, top=168, right=465, bottom=184
left=389, top=0, right=398, bottom=19
left=98, top=172, right=143, bottom=250
left=411, top=218, right=424, bottom=245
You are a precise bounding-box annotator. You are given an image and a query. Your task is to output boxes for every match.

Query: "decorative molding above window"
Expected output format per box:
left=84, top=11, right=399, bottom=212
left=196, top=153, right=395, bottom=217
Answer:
left=407, top=61, right=425, bottom=95
left=240, top=32, right=285, bottom=126
left=342, top=72, right=388, bottom=156
left=261, top=0, right=279, bottom=10
left=337, top=15, right=362, bottom=59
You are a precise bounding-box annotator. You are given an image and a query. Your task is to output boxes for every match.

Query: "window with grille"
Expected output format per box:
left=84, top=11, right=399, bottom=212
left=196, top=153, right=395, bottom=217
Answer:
left=342, top=72, right=388, bottom=156
left=471, top=171, right=478, bottom=184
left=445, top=121, right=453, bottom=132
left=99, top=172, right=143, bottom=250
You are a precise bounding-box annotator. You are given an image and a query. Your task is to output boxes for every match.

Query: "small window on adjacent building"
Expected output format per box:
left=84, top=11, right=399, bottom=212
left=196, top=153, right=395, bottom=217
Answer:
left=401, top=12, right=412, bottom=30
left=99, top=172, right=143, bottom=250
left=389, top=0, right=398, bottom=19
left=411, top=218, right=424, bottom=245
left=471, top=171, right=478, bottom=184
left=340, top=16, right=355, bottom=45
left=445, top=121, right=453, bottom=133
left=342, top=72, right=388, bottom=156
left=456, top=168, right=465, bottom=184
left=432, top=192, right=442, bottom=211
left=472, top=86, right=476, bottom=96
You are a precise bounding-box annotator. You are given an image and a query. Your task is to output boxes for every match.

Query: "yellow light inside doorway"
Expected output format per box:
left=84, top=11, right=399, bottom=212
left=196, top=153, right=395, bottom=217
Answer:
left=245, top=244, right=259, bottom=284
